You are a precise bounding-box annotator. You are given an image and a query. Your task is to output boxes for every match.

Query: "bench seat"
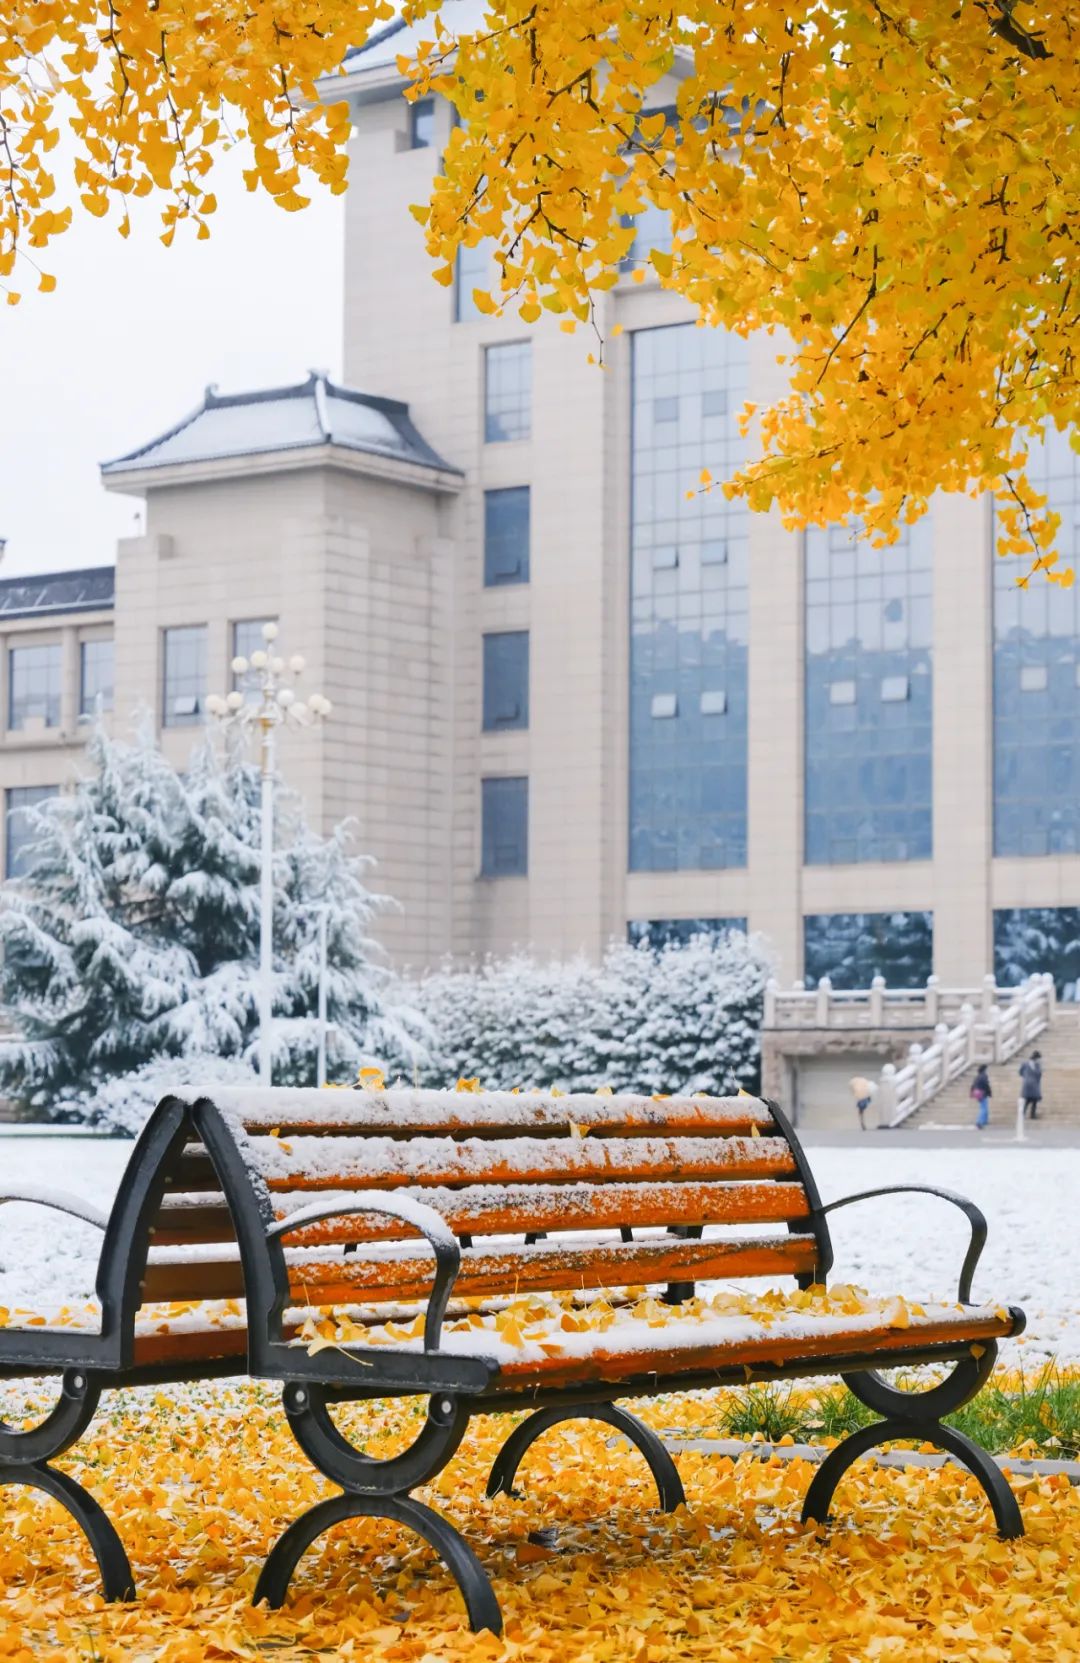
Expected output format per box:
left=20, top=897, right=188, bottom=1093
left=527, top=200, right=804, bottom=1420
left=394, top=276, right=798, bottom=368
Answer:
left=0, top=1288, right=1019, bottom=1388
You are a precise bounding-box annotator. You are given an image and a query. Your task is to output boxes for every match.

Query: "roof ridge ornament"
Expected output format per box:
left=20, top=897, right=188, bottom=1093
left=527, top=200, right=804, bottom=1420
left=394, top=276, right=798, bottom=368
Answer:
left=311, top=371, right=331, bottom=442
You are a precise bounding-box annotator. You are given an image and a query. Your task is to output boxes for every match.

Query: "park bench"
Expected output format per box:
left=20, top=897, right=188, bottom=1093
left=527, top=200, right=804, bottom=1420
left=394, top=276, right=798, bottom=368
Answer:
left=1, top=1088, right=1026, bottom=1634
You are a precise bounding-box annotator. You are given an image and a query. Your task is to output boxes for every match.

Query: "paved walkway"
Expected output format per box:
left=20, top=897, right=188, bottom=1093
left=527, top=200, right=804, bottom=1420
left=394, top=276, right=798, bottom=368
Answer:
left=801, top=1121, right=1080, bottom=1148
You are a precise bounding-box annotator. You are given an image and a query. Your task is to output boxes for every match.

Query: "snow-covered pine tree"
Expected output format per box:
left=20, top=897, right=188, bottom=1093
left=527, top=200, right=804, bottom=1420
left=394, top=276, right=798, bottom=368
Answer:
left=0, top=724, right=418, bottom=1128
left=0, top=724, right=196, bottom=1099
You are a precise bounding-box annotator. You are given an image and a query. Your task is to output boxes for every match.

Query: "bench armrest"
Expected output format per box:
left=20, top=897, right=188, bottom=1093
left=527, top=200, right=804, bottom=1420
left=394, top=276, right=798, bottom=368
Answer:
left=0, top=1189, right=109, bottom=1230
left=818, top=1184, right=987, bottom=1304
left=268, top=1193, right=460, bottom=1353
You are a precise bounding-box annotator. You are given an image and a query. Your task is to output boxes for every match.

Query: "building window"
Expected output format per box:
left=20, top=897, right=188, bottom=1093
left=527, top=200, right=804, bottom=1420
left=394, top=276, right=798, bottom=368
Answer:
left=620, top=201, right=674, bottom=273
left=804, top=911, right=933, bottom=989
left=481, top=776, right=528, bottom=876
left=995, top=907, right=1080, bottom=999
left=805, top=519, right=933, bottom=864
left=5, top=785, right=58, bottom=879
left=482, top=631, right=529, bottom=731
left=162, top=625, right=207, bottom=727
left=993, top=425, right=1080, bottom=855
left=232, top=618, right=276, bottom=690
left=484, top=342, right=531, bottom=443
left=484, top=487, right=530, bottom=585
left=627, top=917, right=747, bottom=947
left=455, top=239, right=498, bottom=322
left=79, top=639, right=114, bottom=717
left=8, top=643, right=62, bottom=731
left=408, top=96, right=435, bottom=149
left=629, top=323, right=750, bottom=872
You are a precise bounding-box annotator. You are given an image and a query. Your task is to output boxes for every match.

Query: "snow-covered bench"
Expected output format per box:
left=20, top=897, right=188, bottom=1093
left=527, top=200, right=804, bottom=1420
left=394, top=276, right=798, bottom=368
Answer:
left=0, top=1087, right=1026, bottom=1632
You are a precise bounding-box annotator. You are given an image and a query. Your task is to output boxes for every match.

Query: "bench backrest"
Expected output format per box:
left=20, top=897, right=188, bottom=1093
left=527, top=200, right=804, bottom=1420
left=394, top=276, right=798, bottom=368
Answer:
left=138, top=1089, right=833, bottom=1343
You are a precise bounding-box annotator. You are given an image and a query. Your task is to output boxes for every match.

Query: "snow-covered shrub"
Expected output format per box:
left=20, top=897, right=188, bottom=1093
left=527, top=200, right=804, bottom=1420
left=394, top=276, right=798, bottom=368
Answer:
left=0, top=724, right=422, bottom=1128
left=411, top=930, right=772, bottom=1095
left=55, top=1054, right=258, bottom=1138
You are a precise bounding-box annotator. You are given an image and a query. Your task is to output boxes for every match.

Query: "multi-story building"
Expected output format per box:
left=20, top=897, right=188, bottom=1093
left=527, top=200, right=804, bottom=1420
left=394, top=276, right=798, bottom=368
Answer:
left=2, top=18, right=1079, bottom=991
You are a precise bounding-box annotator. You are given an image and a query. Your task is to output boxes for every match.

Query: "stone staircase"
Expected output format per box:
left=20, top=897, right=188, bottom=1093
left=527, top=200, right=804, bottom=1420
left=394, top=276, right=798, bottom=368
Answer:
left=913, top=1004, right=1080, bottom=1128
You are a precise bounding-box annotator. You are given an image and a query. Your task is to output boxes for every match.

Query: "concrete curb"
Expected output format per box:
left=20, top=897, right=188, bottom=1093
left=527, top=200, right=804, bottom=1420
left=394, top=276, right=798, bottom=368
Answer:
left=657, top=1434, right=1080, bottom=1483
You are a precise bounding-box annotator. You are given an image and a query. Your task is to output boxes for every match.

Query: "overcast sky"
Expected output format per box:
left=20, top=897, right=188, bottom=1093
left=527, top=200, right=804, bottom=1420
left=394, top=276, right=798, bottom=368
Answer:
left=0, top=147, right=344, bottom=578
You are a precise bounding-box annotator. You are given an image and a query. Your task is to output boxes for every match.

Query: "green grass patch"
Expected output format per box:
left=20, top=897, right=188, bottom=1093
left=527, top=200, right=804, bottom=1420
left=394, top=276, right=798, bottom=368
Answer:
left=943, top=1366, right=1080, bottom=1458
left=690, top=1365, right=1080, bottom=1458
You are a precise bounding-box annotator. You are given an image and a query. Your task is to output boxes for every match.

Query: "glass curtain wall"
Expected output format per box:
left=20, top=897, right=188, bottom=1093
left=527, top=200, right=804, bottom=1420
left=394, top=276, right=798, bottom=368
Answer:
left=805, top=522, right=933, bottom=864
left=629, top=323, right=750, bottom=871
left=804, top=911, right=933, bottom=988
left=994, top=427, right=1080, bottom=855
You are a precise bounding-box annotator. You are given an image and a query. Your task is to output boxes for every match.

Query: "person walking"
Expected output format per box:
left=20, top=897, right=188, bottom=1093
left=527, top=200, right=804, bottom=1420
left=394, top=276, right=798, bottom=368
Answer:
left=849, top=1073, right=875, bottom=1131
left=1019, top=1050, right=1043, bottom=1120
left=970, top=1063, right=992, bottom=1130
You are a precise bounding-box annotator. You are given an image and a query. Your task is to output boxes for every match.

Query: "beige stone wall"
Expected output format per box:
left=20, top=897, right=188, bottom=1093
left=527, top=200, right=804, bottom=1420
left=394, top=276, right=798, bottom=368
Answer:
left=109, top=463, right=456, bottom=966
left=115, top=473, right=331, bottom=810
left=0, top=608, right=115, bottom=874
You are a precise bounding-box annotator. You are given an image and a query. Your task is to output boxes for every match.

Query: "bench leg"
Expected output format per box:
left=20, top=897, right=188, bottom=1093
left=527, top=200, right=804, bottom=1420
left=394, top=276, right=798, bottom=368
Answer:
left=254, top=1491, right=501, bottom=1633
left=0, top=1370, right=135, bottom=1601
left=486, top=1402, right=686, bottom=1511
left=0, top=1462, right=136, bottom=1600
left=801, top=1351, right=1022, bottom=1539
left=801, top=1416, right=1024, bottom=1538
left=255, top=1383, right=501, bottom=1634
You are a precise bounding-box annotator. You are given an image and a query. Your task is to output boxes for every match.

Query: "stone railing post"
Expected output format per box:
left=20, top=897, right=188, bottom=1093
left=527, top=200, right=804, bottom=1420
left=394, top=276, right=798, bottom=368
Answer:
left=879, top=1062, right=897, bottom=1125
left=910, top=1042, right=925, bottom=1104
left=869, top=975, right=885, bottom=1026
left=933, top=1021, right=949, bottom=1090
left=959, top=1001, right=976, bottom=1065
left=815, top=976, right=832, bottom=1026
left=925, top=974, right=940, bottom=1026
left=987, top=1004, right=1003, bottom=1063
left=980, top=973, right=997, bottom=1020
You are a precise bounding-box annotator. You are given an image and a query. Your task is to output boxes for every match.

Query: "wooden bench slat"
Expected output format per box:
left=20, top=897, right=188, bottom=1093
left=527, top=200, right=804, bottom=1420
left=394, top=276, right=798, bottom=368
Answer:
left=240, top=1133, right=798, bottom=1192
left=125, top=1300, right=1015, bottom=1381
left=148, top=1179, right=811, bottom=1250
left=132, top=1323, right=248, bottom=1369
left=151, top=1194, right=233, bottom=1245
left=490, top=1308, right=1017, bottom=1389
left=213, top=1087, right=775, bottom=1140
left=141, top=1231, right=820, bottom=1304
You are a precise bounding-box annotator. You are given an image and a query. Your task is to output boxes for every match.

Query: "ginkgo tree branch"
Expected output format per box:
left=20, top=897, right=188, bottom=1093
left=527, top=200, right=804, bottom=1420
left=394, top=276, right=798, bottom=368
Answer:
left=0, top=0, right=1076, bottom=578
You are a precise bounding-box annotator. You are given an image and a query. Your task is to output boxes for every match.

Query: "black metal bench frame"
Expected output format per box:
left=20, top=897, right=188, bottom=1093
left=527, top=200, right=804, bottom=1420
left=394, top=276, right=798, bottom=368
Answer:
left=0, top=1093, right=1026, bottom=1636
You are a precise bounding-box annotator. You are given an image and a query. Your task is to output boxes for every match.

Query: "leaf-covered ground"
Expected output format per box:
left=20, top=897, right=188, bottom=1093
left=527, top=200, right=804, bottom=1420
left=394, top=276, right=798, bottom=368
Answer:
left=0, top=1380, right=1077, bottom=1662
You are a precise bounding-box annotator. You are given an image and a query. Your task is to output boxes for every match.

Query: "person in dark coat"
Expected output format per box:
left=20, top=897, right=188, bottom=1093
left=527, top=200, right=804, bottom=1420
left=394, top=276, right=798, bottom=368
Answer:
left=970, top=1063, right=992, bottom=1130
left=1019, top=1050, right=1043, bottom=1120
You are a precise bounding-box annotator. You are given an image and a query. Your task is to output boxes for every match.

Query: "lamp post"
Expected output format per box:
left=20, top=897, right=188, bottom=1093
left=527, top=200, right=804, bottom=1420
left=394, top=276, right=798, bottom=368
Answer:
left=206, top=623, right=331, bottom=1084
left=316, top=903, right=329, bottom=1088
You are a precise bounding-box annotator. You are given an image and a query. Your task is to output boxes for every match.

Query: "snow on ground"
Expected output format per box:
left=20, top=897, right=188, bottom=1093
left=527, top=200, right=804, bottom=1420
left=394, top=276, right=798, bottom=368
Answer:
left=0, top=1136, right=1076, bottom=1366
left=811, top=1145, right=1079, bottom=1367
left=0, top=1136, right=128, bottom=1312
